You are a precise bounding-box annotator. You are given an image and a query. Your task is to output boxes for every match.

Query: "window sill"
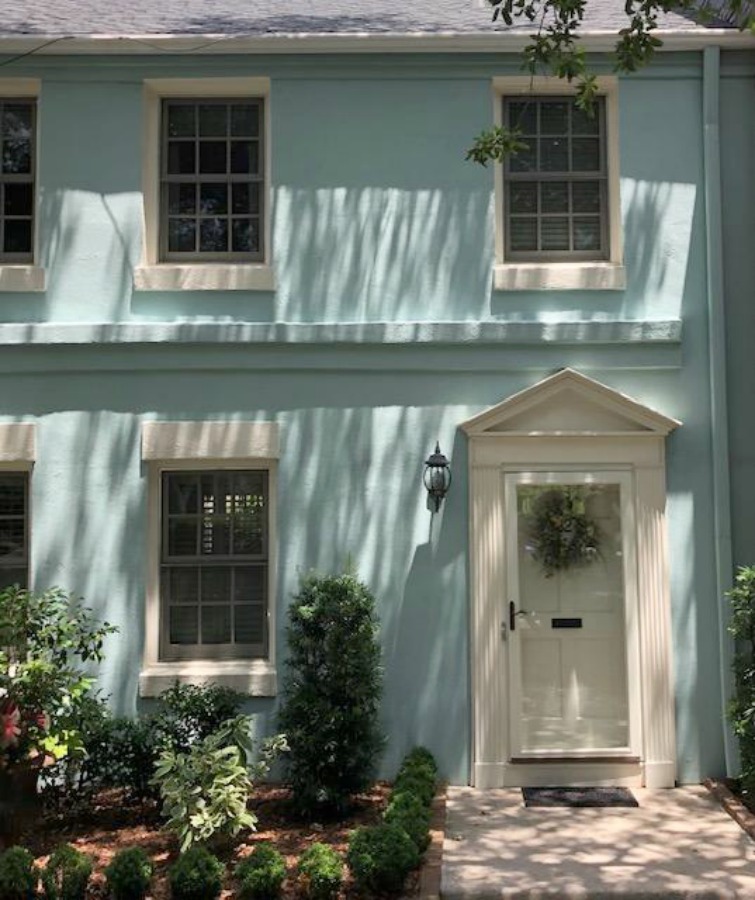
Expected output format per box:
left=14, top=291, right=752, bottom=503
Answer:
left=133, top=264, right=275, bottom=292
left=139, top=661, right=277, bottom=697
left=0, top=265, right=46, bottom=292
left=493, top=262, right=626, bottom=292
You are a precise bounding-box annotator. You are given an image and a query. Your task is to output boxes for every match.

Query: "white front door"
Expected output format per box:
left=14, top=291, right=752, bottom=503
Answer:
left=505, top=471, right=640, bottom=759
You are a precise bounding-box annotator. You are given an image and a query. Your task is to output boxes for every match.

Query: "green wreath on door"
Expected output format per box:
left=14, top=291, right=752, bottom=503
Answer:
left=521, top=486, right=601, bottom=578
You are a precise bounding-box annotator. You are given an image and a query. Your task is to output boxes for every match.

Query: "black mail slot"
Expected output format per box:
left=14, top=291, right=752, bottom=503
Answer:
left=552, top=617, right=582, bottom=629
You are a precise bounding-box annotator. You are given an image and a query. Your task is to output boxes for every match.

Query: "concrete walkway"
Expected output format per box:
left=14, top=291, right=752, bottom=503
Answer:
left=441, top=786, right=755, bottom=898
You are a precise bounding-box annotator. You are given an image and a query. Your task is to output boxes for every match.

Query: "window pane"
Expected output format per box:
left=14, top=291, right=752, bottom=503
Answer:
left=509, top=218, right=538, bottom=251
left=4, top=183, right=32, bottom=216
left=572, top=181, right=601, bottom=213
left=166, top=567, right=199, bottom=604
left=3, top=105, right=32, bottom=175
left=199, top=141, right=227, bottom=174
left=199, top=218, right=229, bottom=253
left=572, top=105, right=600, bottom=135
left=509, top=182, right=537, bottom=214
left=541, top=182, right=569, bottom=214
left=167, top=142, right=195, bottom=175
left=231, top=218, right=259, bottom=253
left=168, top=218, right=196, bottom=252
left=0, top=477, right=25, bottom=514
left=201, top=567, right=231, bottom=603
left=507, top=101, right=536, bottom=134
left=0, top=567, right=26, bottom=591
left=167, top=104, right=195, bottom=138
left=540, top=101, right=569, bottom=134
left=169, top=606, right=198, bottom=644
left=200, top=515, right=231, bottom=555
left=540, top=138, right=568, bottom=172
left=235, top=605, right=264, bottom=644
left=572, top=138, right=600, bottom=172
left=232, top=182, right=255, bottom=215
left=198, top=104, right=228, bottom=137
left=230, top=141, right=258, bottom=175
left=168, top=518, right=198, bottom=556
left=202, top=606, right=231, bottom=644
left=573, top=217, right=602, bottom=251
left=199, top=183, right=228, bottom=215
left=235, top=567, right=265, bottom=603
left=509, top=141, right=537, bottom=173
left=231, top=104, right=259, bottom=137
left=4, top=220, right=31, bottom=254
left=541, top=217, right=570, bottom=251
left=0, top=521, right=24, bottom=559
left=168, top=183, right=196, bottom=216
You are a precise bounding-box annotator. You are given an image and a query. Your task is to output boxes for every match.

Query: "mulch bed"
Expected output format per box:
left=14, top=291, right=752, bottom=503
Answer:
left=704, top=777, right=755, bottom=843
left=20, top=783, right=399, bottom=899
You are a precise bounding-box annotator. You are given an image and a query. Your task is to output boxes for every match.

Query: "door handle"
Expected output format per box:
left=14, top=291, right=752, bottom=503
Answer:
left=509, top=601, right=529, bottom=631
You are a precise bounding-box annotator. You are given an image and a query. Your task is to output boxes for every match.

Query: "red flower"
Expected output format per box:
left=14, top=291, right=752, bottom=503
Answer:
left=0, top=703, right=21, bottom=749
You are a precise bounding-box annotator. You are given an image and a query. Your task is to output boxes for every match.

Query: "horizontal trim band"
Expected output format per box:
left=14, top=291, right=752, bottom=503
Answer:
left=0, top=320, right=682, bottom=346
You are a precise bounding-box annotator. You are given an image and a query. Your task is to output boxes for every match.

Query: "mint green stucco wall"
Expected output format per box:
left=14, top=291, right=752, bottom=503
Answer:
left=0, top=51, right=730, bottom=783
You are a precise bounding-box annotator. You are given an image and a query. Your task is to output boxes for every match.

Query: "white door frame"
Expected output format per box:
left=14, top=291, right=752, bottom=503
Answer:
left=461, top=369, right=680, bottom=789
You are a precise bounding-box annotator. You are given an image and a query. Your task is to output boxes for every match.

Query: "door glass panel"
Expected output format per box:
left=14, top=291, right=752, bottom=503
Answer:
left=515, top=482, right=629, bottom=752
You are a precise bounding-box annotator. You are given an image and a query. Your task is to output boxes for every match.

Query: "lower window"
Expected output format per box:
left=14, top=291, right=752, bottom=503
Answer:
left=0, top=472, right=28, bottom=590
left=160, top=469, right=268, bottom=661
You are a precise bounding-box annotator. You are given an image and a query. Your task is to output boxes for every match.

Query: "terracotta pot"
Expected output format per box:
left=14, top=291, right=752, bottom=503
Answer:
left=0, top=760, right=42, bottom=848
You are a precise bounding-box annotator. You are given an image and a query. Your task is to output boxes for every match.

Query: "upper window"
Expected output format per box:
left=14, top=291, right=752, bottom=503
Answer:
left=160, top=469, right=269, bottom=661
left=0, top=100, right=35, bottom=263
left=160, top=99, right=264, bottom=262
left=0, top=472, right=28, bottom=590
left=503, top=96, right=607, bottom=262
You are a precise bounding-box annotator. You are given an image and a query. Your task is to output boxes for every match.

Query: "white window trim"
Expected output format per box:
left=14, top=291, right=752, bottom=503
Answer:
left=139, top=421, right=280, bottom=698
left=492, top=75, right=625, bottom=292
left=0, top=80, right=45, bottom=293
left=135, top=78, right=275, bottom=293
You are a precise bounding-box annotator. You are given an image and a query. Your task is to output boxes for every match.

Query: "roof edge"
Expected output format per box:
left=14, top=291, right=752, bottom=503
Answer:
left=0, top=29, right=752, bottom=55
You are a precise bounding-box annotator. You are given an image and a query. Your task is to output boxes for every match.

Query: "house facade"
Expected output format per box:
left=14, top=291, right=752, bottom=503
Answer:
left=0, top=0, right=752, bottom=787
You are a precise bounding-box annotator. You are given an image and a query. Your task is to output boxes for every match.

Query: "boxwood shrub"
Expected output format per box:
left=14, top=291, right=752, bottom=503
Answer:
left=297, top=843, right=343, bottom=900
left=41, top=845, right=93, bottom=900
left=392, top=768, right=435, bottom=807
left=236, top=843, right=287, bottom=900
left=0, top=846, right=37, bottom=900
left=401, top=747, right=438, bottom=778
left=383, top=790, right=432, bottom=852
left=104, top=847, right=153, bottom=900
left=347, top=824, right=419, bottom=894
left=168, top=846, right=224, bottom=900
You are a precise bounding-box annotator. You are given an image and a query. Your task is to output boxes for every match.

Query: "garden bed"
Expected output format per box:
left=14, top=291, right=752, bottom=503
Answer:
left=21, top=783, right=400, bottom=899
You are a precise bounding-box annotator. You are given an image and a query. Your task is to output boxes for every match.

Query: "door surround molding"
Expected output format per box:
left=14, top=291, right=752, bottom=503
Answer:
left=461, top=369, right=681, bottom=789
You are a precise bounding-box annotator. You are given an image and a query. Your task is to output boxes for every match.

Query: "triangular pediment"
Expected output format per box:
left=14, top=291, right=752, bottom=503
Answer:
left=460, top=369, right=681, bottom=436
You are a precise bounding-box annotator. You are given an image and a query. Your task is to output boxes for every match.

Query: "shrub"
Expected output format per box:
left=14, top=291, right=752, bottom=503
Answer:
left=401, top=747, right=438, bottom=778
left=392, top=768, right=435, bottom=807
left=0, top=846, right=37, bottom=900
left=346, top=824, right=419, bottom=894
left=279, top=571, right=384, bottom=814
left=236, top=843, right=286, bottom=900
left=729, top=565, right=755, bottom=796
left=104, top=848, right=153, bottom=900
left=383, top=791, right=431, bottom=852
left=155, top=682, right=244, bottom=755
left=153, top=715, right=286, bottom=851
left=85, top=714, right=161, bottom=801
left=168, top=846, right=224, bottom=900
left=297, top=843, right=343, bottom=900
left=41, top=845, right=93, bottom=900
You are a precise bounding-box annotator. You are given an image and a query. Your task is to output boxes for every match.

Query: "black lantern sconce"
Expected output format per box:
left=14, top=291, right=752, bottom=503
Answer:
left=423, top=442, right=452, bottom=512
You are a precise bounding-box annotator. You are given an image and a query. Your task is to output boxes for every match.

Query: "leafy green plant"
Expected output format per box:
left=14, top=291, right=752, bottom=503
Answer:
left=41, top=845, right=93, bottom=900
left=0, top=586, right=116, bottom=769
left=346, top=824, right=419, bottom=895
left=153, top=715, right=286, bottom=851
left=297, top=843, right=343, bottom=900
left=236, top=843, right=286, bottom=900
left=522, top=486, right=600, bottom=578
left=168, top=846, right=224, bottom=900
left=279, top=571, right=385, bottom=815
left=104, top=847, right=153, bottom=900
left=384, top=791, right=431, bottom=852
left=728, top=566, right=755, bottom=796
left=0, top=846, right=38, bottom=900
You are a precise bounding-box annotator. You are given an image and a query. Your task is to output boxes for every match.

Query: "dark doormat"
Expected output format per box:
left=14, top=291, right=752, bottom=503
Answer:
left=522, top=787, right=639, bottom=808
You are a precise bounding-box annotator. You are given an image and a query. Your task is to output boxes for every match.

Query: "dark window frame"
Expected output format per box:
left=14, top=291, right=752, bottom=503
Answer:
left=503, top=95, right=609, bottom=262
left=159, top=97, right=265, bottom=263
left=0, top=471, right=29, bottom=590
left=159, top=469, right=269, bottom=662
left=0, top=99, right=36, bottom=264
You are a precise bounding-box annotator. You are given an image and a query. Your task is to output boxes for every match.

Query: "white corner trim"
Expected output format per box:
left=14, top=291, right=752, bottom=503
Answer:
left=0, top=423, right=36, bottom=461
left=494, top=262, right=626, bottom=292
left=142, top=420, right=280, bottom=461
left=0, top=265, right=46, bottom=292
left=139, top=661, right=277, bottom=698
left=134, top=263, right=275, bottom=292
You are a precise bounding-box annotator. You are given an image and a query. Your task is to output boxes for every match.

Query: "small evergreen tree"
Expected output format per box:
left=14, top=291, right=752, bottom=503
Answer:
left=279, top=571, right=385, bottom=815
left=728, top=566, right=755, bottom=796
